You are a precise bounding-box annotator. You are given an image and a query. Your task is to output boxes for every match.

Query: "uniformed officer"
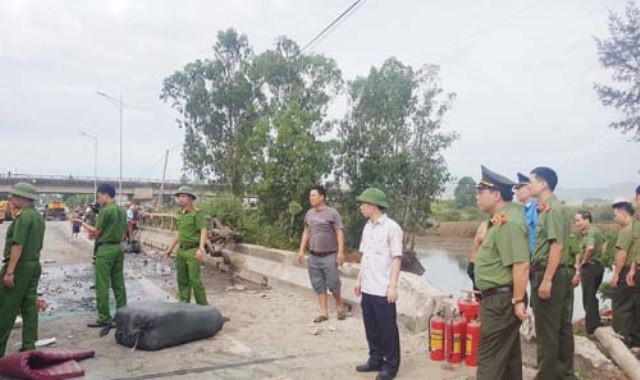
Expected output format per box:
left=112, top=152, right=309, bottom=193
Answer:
left=573, top=210, right=605, bottom=335
left=75, top=183, right=127, bottom=327
left=163, top=186, right=208, bottom=305
left=611, top=198, right=640, bottom=347
left=474, top=166, right=529, bottom=380
left=514, top=173, right=538, bottom=256
left=0, top=183, right=45, bottom=357
left=528, top=167, right=575, bottom=380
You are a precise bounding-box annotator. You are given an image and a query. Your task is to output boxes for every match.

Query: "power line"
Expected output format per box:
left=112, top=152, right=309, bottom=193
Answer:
left=300, top=0, right=366, bottom=54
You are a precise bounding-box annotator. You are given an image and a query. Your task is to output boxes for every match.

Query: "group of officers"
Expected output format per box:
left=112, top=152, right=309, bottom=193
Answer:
left=1, top=171, right=639, bottom=380
left=469, top=166, right=640, bottom=380
left=0, top=182, right=211, bottom=357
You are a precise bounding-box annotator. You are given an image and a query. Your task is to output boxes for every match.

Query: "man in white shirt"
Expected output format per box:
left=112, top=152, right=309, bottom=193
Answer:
left=354, top=188, right=403, bottom=380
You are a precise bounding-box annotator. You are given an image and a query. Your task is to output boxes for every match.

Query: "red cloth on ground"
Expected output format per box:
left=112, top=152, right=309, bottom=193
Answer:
left=0, top=349, right=95, bottom=380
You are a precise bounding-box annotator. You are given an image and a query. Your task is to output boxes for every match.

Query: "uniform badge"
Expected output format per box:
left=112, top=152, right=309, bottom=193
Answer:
left=491, top=213, right=507, bottom=226
left=537, top=203, right=550, bottom=213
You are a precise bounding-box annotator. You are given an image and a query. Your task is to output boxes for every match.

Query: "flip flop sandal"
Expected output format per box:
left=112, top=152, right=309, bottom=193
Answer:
left=337, top=310, right=347, bottom=320
left=313, top=315, right=329, bottom=323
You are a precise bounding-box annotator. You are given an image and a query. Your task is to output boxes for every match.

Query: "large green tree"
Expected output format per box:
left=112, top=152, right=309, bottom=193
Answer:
left=595, top=2, right=640, bottom=141
left=251, top=38, right=342, bottom=231
left=161, top=29, right=261, bottom=195
left=454, top=176, right=477, bottom=208
left=338, top=58, right=457, bottom=243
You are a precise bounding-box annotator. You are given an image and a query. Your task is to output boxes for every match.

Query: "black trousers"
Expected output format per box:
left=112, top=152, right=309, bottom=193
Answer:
left=580, top=263, right=604, bottom=334
left=361, top=293, right=400, bottom=373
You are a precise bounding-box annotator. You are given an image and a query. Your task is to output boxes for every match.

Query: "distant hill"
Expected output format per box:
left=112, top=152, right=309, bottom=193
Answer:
left=554, top=182, right=637, bottom=205
left=441, top=181, right=637, bottom=205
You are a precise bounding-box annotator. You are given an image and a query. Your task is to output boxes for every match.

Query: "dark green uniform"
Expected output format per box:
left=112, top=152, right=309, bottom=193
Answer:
left=612, top=219, right=640, bottom=346
left=0, top=205, right=45, bottom=357
left=530, top=195, right=575, bottom=380
left=578, top=225, right=605, bottom=334
left=175, top=208, right=207, bottom=305
left=476, top=202, right=529, bottom=380
left=94, top=201, right=127, bottom=325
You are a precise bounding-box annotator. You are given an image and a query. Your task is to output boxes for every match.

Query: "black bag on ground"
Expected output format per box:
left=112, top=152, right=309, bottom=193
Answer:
left=114, top=301, right=225, bottom=351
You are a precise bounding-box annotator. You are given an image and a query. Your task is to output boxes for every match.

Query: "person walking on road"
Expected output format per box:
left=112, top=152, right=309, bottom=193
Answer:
left=573, top=210, right=606, bottom=335
left=0, top=183, right=45, bottom=357
left=74, top=184, right=127, bottom=328
left=528, top=167, right=576, bottom=380
left=298, top=185, right=346, bottom=323
left=474, top=166, right=529, bottom=380
left=164, top=186, right=208, bottom=305
left=354, top=188, right=403, bottom=380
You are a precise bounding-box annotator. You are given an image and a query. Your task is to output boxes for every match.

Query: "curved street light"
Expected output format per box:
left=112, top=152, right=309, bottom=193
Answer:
left=96, top=91, right=124, bottom=202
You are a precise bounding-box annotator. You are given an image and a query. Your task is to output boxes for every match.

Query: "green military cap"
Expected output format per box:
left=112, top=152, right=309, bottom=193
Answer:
left=8, top=182, right=38, bottom=201
left=175, top=186, right=197, bottom=200
left=476, top=165, right=516, bottom=193
left=357, top=187, right=390, bottom=208
left=514, top=172, right=530, bottom=189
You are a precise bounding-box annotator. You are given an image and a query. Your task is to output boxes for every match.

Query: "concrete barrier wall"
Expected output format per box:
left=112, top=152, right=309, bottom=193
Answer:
left=137, top=226, right=450, bottom=333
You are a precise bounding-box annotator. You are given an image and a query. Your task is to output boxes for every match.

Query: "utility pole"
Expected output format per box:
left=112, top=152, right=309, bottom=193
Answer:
left=157, top=149, right=170, bottom=210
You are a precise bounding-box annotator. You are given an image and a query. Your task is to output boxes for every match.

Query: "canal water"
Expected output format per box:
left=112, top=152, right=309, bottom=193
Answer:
left=416, top=242, right=613, bottom=322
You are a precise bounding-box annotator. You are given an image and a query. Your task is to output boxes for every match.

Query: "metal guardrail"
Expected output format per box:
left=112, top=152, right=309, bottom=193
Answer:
left=141, top=212, right=177, bottom=231
left=0, top=173, right=182, bottom=184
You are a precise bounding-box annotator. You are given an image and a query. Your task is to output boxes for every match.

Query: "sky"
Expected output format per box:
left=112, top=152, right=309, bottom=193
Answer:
left=1, top=0, right=638, bottom=189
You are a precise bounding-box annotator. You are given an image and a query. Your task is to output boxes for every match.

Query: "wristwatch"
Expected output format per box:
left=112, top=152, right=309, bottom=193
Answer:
left=511, top=298, right=524, bottom=305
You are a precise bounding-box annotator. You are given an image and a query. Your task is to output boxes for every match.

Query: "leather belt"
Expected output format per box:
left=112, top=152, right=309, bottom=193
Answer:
left=310, top=251, right=336, bottom=257
left=97, top=242, right=120, bottom=247
left=481, top=285, right=512, bottom=299
left=179, top=243, right=199, bottom=250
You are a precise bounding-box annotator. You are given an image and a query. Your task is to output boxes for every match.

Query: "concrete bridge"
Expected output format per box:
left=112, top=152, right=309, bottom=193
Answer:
left=0, top=173, right=214, bottom=200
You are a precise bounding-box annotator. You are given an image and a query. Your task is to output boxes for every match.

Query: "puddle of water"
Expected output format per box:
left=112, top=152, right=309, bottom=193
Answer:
left=417, top=246, right=612, bottom=321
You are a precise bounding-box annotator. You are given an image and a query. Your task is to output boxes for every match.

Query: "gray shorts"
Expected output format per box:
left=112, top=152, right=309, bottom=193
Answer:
left=307, top=253, right=341, bottom=294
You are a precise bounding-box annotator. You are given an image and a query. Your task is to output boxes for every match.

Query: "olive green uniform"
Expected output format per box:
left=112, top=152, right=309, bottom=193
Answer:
left=612, top=219, right=640, bottom=346
left=94, top=201, right=127, bottom=325
left=0, top=205, right=45, bottom=357
left=578, top=225, right=605, bottom=334
left=175, top=209, right=207, bottom=305
left=530, top=195, right=575, bottom=380
left=475, top=203, right=529, bottom=380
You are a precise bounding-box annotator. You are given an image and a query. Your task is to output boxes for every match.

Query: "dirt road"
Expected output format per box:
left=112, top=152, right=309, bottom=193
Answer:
left=0, top=221, right=487, bottom=379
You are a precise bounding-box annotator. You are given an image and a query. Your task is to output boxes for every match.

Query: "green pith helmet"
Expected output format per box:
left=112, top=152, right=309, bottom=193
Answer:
left=357, top=187, right=389, bottom=208
left=8, top=182, right=38, bottom=201
left=175, top=186, right=197, bottom=200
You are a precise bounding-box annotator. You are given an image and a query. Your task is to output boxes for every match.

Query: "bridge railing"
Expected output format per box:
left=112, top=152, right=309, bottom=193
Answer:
left=141, top=212, right=177, bottom=231
left=0, top=173, right=183, bottom=185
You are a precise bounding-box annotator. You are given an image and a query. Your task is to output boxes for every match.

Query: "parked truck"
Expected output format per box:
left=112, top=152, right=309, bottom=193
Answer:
left=0, top=200, right=11, bottom=224
left=45, top=200, right=67, bottom=221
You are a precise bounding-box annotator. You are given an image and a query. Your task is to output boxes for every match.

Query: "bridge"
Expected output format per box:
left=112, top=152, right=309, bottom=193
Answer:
left=0, top=173, right=213, bottom=201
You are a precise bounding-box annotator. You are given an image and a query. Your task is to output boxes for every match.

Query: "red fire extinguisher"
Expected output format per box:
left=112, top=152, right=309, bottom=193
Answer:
left=465, top=319, right=481, bottom=367
left=457, top=290, right=480, bottom=321
left=446, top=312, right=466, bottom=364
left=428, top=312, right=445, bottom=361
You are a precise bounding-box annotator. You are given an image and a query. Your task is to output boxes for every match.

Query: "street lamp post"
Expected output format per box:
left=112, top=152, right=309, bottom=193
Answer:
left=79, top=131, right=98, bottom=202
left=96, top=91, right=124, bottom=203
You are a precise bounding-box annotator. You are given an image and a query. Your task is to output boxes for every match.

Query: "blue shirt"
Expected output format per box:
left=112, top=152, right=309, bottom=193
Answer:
left=524, top=198, right=538, bottom=256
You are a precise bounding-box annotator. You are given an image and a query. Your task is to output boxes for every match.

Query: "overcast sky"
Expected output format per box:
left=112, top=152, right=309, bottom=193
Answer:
left=1, top=0, right=638, bottom=189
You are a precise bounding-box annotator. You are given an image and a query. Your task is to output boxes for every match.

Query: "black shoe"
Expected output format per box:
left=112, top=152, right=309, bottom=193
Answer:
left=356, top=362, right=382, bottom=373
left=375, top=369, right=397, bottom=380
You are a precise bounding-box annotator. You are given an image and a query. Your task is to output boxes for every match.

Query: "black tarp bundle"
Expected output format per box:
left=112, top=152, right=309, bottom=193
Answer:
left=115, top=302, right=225, bottom=351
